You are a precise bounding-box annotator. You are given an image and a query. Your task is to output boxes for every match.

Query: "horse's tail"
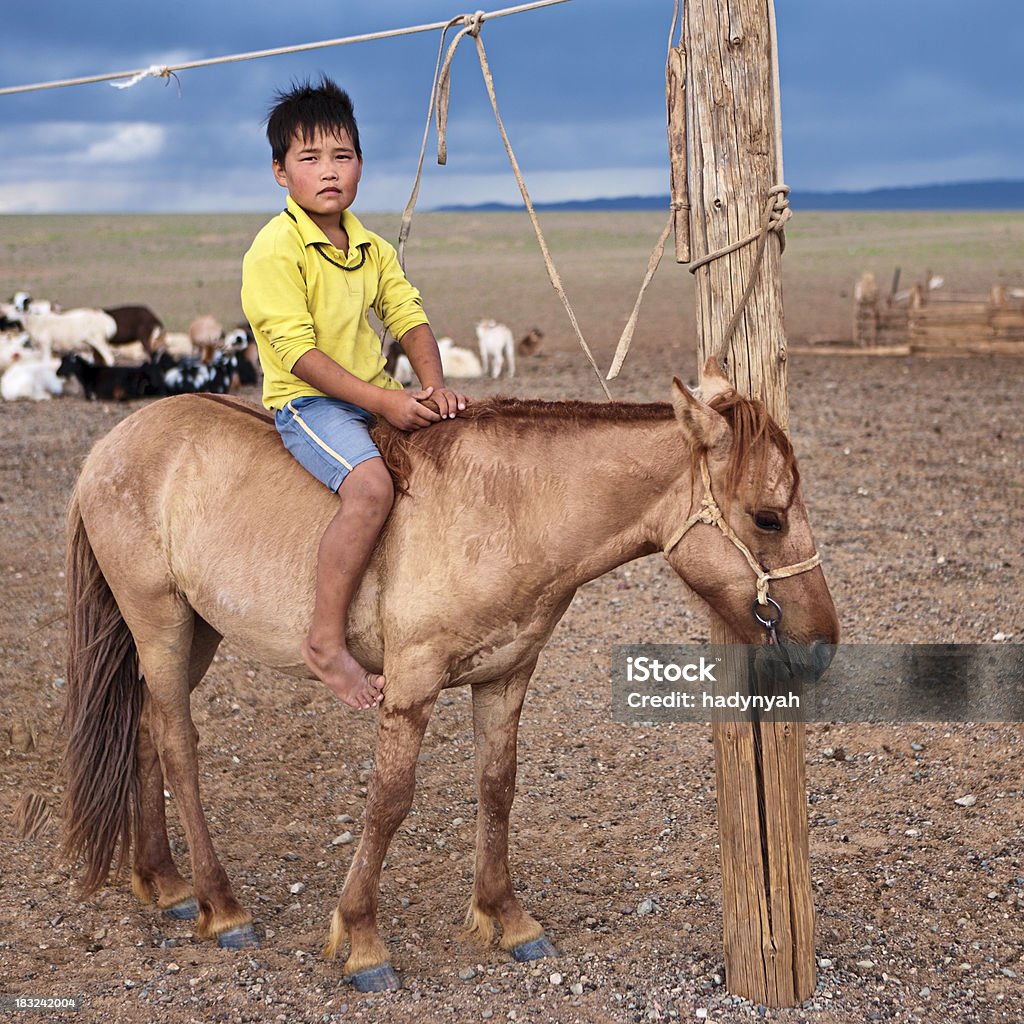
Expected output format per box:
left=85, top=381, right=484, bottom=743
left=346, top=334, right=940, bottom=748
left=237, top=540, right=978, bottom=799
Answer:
left=61, top=486, right=143, bottom=895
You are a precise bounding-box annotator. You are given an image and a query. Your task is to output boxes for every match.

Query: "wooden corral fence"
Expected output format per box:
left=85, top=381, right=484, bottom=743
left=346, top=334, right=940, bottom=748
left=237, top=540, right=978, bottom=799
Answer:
left=854, top=272, right=1024, bottom=355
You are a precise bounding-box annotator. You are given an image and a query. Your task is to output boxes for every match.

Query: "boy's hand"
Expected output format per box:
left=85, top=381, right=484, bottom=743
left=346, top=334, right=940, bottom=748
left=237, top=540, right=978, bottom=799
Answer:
left=424, top=385, right=469, bottom=420
left=377, top=388, right=443, bottom=431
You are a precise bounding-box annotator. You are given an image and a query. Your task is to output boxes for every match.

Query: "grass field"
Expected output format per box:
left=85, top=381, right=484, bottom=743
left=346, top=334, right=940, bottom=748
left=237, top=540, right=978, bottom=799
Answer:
left=2, top=210, right=1022, bottom=372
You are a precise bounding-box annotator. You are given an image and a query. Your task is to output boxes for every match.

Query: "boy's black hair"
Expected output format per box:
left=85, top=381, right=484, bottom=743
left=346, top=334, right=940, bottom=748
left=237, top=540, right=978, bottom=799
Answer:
left=265, top=75, right=362, bottom=164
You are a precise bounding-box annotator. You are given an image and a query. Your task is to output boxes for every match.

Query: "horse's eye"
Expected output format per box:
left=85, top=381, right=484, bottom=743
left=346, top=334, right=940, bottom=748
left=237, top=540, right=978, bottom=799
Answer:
left=754, top=511, right=782, bottom=532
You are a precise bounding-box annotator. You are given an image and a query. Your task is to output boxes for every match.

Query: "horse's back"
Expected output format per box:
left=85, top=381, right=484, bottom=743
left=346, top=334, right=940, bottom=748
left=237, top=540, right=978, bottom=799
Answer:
left=74, top=394, right=344, bottom=670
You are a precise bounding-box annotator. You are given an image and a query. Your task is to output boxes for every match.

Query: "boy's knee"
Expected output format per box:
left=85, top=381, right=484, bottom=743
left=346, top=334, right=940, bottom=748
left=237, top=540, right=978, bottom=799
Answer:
left=344, top=459, right=394, bottom=514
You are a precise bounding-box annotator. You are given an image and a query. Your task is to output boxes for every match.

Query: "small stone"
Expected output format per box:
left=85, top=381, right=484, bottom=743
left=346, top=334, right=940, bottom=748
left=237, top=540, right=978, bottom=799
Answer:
left=332, top=832, right=354, bottom=845
left=289, top=882, right=305, bottom=895
left=570, top=982, right=584, bottom=995
left=954, top=795, right=977, bottom=808
left=856, top=959, right=875, bottom=969
left=818, top=957, right=833, bottom=969
left=636, top=898, right=655, bottom=917
left=8, top=723, right=36, bottom=752
left=696, top=1011, right=708, bottom=1020
left=167, top=963, right=180, bottom=974
left=549, top=972, right=562, bottom=985
left=911, top=742, right=924, bottom=752
left=459, top=967, right=476, bottom=981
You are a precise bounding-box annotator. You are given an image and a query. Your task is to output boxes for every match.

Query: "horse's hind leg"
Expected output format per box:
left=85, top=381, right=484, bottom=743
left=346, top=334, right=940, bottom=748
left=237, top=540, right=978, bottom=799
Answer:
left=466, top=668, right=555, bottom=961
left=120, top=595, right=255, bottom=948
left=132, top=617, right=222, bottom=921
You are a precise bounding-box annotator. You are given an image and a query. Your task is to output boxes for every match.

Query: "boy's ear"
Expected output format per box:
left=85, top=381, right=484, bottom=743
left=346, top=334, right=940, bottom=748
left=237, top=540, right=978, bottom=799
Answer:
left=272, top=159, right=288, bottom=188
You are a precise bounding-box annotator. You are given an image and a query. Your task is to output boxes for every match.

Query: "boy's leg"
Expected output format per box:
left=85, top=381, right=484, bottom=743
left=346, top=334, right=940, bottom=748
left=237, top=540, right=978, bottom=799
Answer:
left=274, top=397, right=394, bottom=710
left=304, top=457, right=394, bottom=709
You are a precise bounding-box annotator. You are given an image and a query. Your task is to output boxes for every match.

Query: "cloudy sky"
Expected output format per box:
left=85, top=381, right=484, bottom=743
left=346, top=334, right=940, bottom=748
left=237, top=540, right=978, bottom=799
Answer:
left=1, top=0, right=1021, bottom=214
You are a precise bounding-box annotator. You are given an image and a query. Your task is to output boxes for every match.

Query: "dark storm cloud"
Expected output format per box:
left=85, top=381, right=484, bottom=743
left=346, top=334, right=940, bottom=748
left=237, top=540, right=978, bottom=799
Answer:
left=0, top=0, right=1020, bottom=211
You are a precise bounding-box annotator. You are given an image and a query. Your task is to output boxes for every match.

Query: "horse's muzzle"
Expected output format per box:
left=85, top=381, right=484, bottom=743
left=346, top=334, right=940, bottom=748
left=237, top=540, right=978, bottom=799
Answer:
left=754, top=639, right=837, bottom=688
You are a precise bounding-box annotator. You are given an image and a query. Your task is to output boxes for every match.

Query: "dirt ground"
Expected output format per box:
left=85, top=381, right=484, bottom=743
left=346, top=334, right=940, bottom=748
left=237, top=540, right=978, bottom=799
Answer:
left=1, top=333, right=1022, bottom=1024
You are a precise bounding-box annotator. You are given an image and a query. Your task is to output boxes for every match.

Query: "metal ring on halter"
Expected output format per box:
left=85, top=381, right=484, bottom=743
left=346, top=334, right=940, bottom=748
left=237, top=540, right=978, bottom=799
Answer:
left=752, top=596, right=782, bottom=630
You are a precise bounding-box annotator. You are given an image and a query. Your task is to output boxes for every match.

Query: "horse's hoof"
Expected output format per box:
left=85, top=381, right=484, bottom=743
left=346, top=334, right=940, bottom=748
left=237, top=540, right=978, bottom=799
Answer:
left=161, top=897, right=199, bottom=921
left=216, top=923, right=261, bottom=949
left=510, top=934, right=558, bottom=962
left=347, top=963, right=401, bottom=992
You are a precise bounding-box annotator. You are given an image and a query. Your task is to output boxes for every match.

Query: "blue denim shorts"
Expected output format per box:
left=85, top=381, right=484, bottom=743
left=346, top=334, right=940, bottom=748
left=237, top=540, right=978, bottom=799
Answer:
left=275, top=396, right=381, bottom=493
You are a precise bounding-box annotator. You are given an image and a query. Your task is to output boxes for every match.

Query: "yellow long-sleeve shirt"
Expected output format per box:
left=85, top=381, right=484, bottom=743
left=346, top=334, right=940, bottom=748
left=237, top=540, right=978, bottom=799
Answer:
left=241, top=196, right=429, bottom=409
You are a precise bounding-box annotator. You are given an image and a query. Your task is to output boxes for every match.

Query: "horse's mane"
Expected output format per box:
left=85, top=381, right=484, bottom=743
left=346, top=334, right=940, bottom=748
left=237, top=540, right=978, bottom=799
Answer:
left=706, top=391, right=799, bottom=508
left=370, top=393, right=798, bottom=500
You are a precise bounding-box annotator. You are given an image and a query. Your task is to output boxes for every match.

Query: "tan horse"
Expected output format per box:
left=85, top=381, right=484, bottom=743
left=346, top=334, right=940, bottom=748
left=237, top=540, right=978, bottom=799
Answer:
left=62, top=361, right=839, bottom=991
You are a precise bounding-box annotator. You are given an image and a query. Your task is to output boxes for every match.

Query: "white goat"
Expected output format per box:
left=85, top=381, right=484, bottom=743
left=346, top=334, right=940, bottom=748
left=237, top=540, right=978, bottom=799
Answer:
left=12, top=292, right=58, bottom=315
left=475, top=319, right=515, bottom=378
left=392, top=353, right=415, bottom=386
left=1, top=355, right=63, bottom=401
left=23, top=309, right=117, bottom=367
left=437, top=336, right=483, bottom=378
left=392, top=336, right=483, bottom=386
left=0, top=332, right=33, bottom=372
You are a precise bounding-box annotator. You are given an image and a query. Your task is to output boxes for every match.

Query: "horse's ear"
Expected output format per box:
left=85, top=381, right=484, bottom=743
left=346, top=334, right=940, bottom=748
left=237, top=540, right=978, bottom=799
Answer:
left=671, top=376, right=730, bottom=453
left=699, top=357, right=735, bottom=405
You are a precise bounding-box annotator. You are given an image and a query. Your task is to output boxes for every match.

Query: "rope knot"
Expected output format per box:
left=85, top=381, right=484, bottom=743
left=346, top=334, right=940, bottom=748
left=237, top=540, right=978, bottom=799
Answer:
left=111, top=64, right=177, bottom=91
left=696, top=496, right=722, bottom=526
left=767, top=183, right=791, bottom=234
left=462, top=10, right=486, bottom=36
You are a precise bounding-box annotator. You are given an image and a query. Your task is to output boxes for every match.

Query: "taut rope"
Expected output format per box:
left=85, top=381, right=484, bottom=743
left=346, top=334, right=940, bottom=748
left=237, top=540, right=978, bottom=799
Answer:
left=0, top=1, right=571, bottom=96
left=397, top=9, right=612, bottom=400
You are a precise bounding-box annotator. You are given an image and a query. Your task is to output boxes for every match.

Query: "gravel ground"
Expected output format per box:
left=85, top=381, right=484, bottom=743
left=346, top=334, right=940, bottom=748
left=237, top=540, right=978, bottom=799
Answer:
left=1, top=346, right=1021, bottom=1024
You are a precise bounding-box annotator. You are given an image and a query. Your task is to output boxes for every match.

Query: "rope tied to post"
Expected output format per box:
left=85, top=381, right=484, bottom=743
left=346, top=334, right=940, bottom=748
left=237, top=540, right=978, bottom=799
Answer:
left=688, top=184, right=791, bottom=364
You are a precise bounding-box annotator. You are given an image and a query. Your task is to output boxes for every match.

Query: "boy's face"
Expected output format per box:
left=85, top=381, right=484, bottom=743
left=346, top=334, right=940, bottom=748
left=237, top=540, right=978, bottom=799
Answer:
left=273, top=126, right=363, bottom=229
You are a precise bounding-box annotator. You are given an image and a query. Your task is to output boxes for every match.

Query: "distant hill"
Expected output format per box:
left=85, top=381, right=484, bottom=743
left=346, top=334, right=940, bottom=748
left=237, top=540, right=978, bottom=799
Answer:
left=438, top=180, right=1024, bottom=213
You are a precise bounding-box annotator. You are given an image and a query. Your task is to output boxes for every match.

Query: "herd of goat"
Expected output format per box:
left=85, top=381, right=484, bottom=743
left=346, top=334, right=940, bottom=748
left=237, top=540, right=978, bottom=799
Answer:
left=0, top=291, right=543, bottom=403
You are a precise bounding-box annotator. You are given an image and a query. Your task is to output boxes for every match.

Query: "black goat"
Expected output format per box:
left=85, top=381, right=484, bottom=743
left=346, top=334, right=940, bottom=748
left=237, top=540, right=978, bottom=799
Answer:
left=154, top=349, right=243, bottom=396
left=57, top=354, right=164, bottom=402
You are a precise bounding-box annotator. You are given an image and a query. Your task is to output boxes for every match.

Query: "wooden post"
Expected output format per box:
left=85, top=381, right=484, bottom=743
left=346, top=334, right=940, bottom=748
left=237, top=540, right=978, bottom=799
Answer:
left=679, top=0, right=816, bottom=1005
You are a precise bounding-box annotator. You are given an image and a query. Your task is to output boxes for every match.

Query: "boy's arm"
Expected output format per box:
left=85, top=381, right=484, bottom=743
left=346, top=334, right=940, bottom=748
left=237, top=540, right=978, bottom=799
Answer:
left=291, top=349, right=442, bottom=430
left=399, top=324, right=468, bottom=420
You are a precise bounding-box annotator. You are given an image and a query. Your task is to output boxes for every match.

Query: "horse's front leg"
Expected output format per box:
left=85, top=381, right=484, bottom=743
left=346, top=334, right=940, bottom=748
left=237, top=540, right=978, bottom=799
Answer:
left=466, top=667, right=557, bottom=962
left=326, top=682, right=439, bottom=991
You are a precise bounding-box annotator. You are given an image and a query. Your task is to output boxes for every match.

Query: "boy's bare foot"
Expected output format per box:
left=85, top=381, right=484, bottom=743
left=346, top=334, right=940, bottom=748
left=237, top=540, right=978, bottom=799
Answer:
left=302, top=636, right=385, bottom=709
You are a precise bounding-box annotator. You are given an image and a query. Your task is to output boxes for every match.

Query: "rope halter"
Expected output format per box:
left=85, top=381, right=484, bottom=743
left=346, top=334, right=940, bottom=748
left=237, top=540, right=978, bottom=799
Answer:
left=663, top=457, right=822, bottom=633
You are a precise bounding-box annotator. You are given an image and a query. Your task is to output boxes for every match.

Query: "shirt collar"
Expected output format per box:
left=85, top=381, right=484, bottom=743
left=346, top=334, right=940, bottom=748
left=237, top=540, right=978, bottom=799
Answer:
left=284, top=195, right=371, bottom=256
